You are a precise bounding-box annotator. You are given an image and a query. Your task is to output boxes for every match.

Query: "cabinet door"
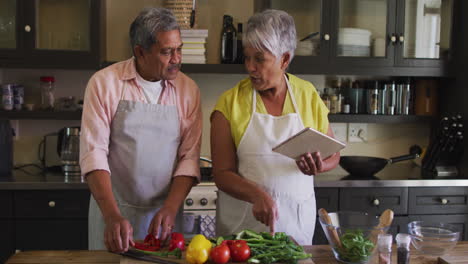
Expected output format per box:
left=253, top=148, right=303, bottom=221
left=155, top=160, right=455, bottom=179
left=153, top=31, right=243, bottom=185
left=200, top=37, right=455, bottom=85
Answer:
left=0, top=0, right=23, bottom=58
left=340, top=187, right=408, bottom=215
left=395, top=0, right=454, bottom=67
left=409, top=215, right=468, bottom=241
left=16, top=219, right=88, bottom=250
left=330, top=0, right=396, bottom=68
left=257, top=0, right=332, bottom=73
left=315, top=188, right=339, bottom=212
left=0, top=220, right=14, bottom=264
left=388, top=216, right=409, bottom=237
left=21, top=0, right=102, bottom=68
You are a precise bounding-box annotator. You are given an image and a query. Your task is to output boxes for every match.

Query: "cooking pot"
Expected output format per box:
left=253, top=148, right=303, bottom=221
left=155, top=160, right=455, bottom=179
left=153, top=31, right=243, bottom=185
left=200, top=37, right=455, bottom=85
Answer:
left=340, top=145, right=422, bottom=176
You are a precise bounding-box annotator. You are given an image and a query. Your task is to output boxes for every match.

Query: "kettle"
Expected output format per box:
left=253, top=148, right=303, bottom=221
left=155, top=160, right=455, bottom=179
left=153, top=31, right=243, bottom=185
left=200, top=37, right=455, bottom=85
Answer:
left=57, top=126, right=81, bottom=176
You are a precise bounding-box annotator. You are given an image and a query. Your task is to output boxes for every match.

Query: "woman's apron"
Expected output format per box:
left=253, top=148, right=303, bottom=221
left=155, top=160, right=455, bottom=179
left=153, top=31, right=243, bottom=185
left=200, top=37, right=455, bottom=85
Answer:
left=216, top=76, right=316, bottom=245
left=88, top=81, right=183, bottom=249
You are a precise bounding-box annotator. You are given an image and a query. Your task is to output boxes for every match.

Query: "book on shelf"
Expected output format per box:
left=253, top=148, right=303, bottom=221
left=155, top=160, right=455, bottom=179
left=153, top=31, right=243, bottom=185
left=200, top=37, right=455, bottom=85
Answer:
left=182, top=54, right=206, bottom=64
left=182, top=37, right=206, bottom=44
left=182, top=43, right=206, bottom=49
left=181, top=29, right=209, bottom=38
left=182, top=48, right=205, bottom=55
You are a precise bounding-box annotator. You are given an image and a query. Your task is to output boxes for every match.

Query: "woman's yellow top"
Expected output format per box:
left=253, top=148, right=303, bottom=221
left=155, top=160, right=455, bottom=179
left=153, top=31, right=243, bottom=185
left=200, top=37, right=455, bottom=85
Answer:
left=213, top=73, right=330, bottom=148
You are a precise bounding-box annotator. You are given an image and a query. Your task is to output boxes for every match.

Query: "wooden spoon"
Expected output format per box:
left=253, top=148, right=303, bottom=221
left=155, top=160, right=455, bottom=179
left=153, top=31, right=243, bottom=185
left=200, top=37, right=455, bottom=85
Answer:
left=318, top=208, right=342, bottom=249
left=369, top=209, right=394, bottom=244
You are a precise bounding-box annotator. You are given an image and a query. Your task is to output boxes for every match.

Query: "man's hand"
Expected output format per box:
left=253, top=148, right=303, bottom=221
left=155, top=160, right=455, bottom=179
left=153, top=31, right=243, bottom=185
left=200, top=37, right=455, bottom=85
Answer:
left=252, top=191, right=278, bottom=234
left=148, top=205, right=178, bottom=242
left=104, top=214, right=134, bottom=253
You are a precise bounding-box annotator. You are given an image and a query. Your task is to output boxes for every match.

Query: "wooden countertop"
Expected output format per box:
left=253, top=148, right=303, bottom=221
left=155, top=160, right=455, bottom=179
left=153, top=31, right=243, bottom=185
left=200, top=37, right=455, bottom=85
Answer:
left=6, top=242, right=468, bottom=264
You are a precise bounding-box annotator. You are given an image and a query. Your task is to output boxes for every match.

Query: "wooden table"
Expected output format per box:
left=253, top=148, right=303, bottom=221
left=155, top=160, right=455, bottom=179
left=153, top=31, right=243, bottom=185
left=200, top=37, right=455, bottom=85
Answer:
left=6, top=242, right=468, bottom=264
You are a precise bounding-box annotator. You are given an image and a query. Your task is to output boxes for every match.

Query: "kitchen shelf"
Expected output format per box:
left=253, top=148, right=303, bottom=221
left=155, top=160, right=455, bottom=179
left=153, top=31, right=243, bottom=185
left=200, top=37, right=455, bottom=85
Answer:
left=0, top=110, right=433, bottom=123
left=0, top=110, right=82, bottom=120
left=328, top=114, right=433, bottom=123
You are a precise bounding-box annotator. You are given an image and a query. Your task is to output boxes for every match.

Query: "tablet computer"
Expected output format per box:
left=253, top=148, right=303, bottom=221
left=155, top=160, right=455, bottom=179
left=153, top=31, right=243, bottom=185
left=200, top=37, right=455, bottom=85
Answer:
left=272, top=127, right=346, bottom=160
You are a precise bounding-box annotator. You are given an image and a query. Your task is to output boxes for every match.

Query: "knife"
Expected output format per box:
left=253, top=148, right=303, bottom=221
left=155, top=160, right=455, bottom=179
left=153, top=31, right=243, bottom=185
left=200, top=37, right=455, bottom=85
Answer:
left=120, top=249, right=182, bottom=264
left=190, top=0, right=196, bottom=28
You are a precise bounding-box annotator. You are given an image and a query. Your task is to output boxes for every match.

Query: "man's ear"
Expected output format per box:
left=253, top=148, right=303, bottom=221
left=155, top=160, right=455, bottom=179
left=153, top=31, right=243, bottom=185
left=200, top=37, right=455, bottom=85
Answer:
left=281, top=52, right=291, bottom=70
left=133, top=45, right=145, bottom=59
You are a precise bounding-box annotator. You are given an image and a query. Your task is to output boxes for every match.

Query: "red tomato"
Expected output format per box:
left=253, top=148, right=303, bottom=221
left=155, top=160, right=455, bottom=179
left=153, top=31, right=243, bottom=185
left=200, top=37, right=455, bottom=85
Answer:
left=210, top=244, right=231, bottom=264
left=229, top=240, right=250, bottom=262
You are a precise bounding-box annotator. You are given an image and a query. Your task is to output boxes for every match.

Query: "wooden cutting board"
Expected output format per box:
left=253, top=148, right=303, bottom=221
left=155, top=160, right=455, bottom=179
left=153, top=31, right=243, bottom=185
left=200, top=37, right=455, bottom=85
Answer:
left=438, top=255, right=468, bottom=264
left=120, top=253, right=316, bottom=264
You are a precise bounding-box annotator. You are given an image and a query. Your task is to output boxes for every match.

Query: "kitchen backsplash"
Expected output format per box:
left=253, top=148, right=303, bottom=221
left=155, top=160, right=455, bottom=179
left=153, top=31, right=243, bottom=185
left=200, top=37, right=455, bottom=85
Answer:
left=1, top=68, right=429, bottom=166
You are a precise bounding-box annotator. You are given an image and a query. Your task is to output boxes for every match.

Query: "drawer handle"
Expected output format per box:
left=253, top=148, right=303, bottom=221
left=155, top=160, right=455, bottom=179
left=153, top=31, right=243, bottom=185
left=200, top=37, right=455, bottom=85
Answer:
left=372, top=199, right=380, bottom=206
left=441, top=198, right=449, bottom=205
left=48, top=201, right=56, bottom=208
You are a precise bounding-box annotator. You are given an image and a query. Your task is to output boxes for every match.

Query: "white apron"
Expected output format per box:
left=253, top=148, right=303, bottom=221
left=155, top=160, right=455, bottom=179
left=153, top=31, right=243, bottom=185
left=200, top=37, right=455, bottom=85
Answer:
left=216, top=76, right=316, bottom=245
left=88, top=81, right=183, bottom=249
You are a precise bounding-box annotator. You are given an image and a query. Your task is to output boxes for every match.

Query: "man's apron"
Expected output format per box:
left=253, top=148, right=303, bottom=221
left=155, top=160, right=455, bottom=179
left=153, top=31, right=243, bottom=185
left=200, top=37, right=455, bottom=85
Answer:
left=216, top=76, right=316, bottom=245
left=88, top=81, right=182, bottom=249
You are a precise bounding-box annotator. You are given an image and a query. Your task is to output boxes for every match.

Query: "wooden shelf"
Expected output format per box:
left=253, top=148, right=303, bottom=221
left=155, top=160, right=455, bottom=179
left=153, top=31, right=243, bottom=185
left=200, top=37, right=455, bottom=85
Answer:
left=328, top=114, right=433, bottom=123
left=0, top=110, right=82, bottom=120
left=0, top=110, right=433, bottom=124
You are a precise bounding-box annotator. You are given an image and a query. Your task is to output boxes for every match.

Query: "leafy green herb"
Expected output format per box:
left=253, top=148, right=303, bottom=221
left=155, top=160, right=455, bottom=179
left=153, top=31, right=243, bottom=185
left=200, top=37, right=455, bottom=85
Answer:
left=134, top=248, right=183, bottom=259
left=234, top=229, right=312, bottom=264
left=336, top=229, right=374, bottom=263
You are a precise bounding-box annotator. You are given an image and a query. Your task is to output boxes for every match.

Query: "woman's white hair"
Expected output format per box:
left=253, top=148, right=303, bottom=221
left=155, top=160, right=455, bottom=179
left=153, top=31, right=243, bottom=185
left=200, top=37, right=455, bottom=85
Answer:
left=243, top=9, right=297, bottom=63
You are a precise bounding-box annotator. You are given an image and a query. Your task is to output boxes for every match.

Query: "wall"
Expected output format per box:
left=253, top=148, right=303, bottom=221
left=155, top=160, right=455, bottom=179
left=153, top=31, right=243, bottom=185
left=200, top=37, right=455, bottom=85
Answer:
left=2, top=68, right=429, bottom=169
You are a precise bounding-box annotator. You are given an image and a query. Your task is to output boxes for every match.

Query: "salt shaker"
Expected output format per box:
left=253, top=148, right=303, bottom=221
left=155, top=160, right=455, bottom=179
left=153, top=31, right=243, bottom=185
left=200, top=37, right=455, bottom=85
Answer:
left=396, top=233, right=411, bottom=264
left=377, top=234, right=393, bottom=264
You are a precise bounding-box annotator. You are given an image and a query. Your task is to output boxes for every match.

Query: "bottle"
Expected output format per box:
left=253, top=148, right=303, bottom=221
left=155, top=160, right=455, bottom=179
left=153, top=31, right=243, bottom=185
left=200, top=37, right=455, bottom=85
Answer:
left=377, top=234, right=392, bottom=264
left=236, top=23, right=244, bottom=64
left=396, top=233, right=411, bottom=264
left=322, top=88, right=331, bottom=110
left=221, top=15, right=237, bottom=64
left=40, top=76, right=55, bottom=110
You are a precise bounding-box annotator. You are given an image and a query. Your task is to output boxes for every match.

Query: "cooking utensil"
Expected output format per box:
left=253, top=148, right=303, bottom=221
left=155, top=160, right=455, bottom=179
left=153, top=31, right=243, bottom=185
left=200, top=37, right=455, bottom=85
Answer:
left=369, top=209, right=394, bottom=244
left=340, top=146, right=421, bottom=176
left=299, top=32, right=320, bottom=42
left=318, top=208, right=342, bottom=249
left=120, top=249, right=182, bottom=264
left=190, top=0, right=196, bottom=28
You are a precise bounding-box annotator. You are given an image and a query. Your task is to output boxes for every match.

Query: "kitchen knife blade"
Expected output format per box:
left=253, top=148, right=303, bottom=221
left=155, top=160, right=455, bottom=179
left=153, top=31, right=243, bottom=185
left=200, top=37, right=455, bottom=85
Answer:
left=120, top=249, right=182, bottom=264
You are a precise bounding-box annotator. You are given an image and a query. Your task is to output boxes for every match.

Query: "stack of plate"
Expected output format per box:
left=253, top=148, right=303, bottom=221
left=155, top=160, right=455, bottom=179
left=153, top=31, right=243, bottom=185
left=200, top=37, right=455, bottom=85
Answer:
left=296, top=39, right=320, bottom=56
left=338, top=28, right=371, bottom=57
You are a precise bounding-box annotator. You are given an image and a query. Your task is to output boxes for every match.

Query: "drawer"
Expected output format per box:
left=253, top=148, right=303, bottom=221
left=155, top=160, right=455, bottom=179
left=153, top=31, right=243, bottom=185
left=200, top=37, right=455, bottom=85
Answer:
left=409, top=187, right=468, bottom=215
left=16, top=219, right=88, bottom=250
left=409, top=214, right=468, bottom=241
left=15, top=190, right=90, bottom=218
left=339, top=187, right=408, bottom=215
left=315, top=188, right=338, bottom=212
left=0, top=191, right=13, bottom=218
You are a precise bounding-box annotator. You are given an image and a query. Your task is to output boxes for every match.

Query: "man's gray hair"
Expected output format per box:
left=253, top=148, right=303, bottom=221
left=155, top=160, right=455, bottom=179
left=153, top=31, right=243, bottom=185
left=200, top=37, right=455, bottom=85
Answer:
left=243, top=9, right=297, bottom=63
left=129, top=7, right=179, bottom=53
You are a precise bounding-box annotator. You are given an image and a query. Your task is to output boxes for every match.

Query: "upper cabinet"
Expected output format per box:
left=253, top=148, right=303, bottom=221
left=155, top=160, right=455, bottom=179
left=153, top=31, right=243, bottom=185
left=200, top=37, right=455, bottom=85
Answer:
left=0, top=0, right=103, bottom=69
left=259, top=0, right=456, bottom=76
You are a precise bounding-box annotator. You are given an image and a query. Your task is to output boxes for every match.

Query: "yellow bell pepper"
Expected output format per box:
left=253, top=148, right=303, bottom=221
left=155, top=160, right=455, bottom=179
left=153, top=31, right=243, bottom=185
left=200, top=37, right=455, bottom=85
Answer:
left=186, top=234, right=212, bottom=264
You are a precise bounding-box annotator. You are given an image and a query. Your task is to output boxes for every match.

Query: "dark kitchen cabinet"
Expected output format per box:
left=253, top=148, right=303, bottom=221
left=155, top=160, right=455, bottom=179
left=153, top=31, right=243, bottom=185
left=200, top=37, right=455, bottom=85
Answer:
left=0, top=189, right=90, bottom=261
left=339, top=187, right=408, bottom=215
left=408, top=187, right=468, bottom=215
left=0, top=0, right=103, bottom=69
left=256, top=0, right=456, bottom=76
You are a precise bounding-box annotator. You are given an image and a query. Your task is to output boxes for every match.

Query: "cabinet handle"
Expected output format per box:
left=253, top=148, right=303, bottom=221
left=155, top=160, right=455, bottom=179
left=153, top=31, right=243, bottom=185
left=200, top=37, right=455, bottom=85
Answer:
left=441, top=198, right=449, bottom=205
left=390, top=34, right=397, bottom=43
left=372, top=199, right=380, bottom=206
left=24, top=25, right=31, bottom=32
left=399, top=35, right=405, bottom=43
left=324, top=34, right=330, bottom=41
left=15, top=249, right=21, bottom=253
left=48, top=201, right=56, bottom=208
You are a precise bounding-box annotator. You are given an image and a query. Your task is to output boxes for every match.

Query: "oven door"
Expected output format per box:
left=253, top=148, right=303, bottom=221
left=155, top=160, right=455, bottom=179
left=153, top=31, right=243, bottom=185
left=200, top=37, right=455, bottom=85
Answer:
left=183, top=210, right=216, bottom=238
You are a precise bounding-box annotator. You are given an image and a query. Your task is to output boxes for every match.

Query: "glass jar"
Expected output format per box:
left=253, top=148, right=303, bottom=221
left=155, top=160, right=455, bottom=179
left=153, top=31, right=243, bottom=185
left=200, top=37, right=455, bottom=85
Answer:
left=40, top=76, right=55, bottom=109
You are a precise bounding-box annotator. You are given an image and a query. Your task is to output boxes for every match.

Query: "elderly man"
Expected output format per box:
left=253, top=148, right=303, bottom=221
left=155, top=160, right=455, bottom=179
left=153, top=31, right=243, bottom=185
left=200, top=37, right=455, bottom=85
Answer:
left=80, top=8, right=202, bottom=252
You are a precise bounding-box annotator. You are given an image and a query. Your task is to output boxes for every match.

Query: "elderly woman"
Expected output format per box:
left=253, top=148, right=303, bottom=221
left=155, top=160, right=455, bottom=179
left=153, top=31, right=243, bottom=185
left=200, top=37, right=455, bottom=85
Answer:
left=211, top=9, right=340, bottom=245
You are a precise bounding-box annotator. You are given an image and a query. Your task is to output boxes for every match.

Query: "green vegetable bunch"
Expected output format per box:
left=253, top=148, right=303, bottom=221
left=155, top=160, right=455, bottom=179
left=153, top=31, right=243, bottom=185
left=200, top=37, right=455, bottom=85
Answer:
left=336, top=229, right=374, bottom=263
left=234, top=230, right=312, bottom=264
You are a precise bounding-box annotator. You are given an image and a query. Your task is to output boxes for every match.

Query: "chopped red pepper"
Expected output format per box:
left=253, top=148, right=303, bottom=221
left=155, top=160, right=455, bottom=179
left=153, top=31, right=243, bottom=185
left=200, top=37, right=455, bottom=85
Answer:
left=144, top=233, right=162, bottom=248
left=134, top=241, right=160, bottom=252
left=169, top=232, right=185, bottom=251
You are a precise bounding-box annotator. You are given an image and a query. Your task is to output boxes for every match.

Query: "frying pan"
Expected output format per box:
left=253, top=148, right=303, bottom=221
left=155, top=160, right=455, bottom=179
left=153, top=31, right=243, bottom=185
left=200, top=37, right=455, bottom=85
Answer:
left=340, top=146, right=422, bottom=176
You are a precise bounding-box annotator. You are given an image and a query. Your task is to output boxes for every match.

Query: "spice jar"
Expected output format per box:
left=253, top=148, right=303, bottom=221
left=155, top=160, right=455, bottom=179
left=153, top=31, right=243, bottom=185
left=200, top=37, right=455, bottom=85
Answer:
left=396, top=233, right=411, bottom=264
left=377, top=234, right=393, bottom=264
left=40, top=76, right=55, bottom=109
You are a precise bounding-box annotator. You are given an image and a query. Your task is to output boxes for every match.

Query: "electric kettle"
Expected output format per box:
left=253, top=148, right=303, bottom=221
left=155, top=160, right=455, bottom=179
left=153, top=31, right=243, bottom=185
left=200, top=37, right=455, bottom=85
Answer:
left=57, top=126, right=80, bottom=176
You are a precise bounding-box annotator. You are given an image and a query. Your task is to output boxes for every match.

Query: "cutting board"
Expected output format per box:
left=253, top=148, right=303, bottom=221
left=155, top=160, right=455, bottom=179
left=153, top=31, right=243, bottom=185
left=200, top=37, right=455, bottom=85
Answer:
left=438, top=255, right=468, bottom=264
left=120, top=252, right=316, bottom=264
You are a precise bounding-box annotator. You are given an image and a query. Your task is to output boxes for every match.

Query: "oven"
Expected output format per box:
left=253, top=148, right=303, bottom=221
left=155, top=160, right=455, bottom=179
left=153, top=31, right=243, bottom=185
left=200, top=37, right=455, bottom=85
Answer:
left=183, top=182, right=217, bottom=238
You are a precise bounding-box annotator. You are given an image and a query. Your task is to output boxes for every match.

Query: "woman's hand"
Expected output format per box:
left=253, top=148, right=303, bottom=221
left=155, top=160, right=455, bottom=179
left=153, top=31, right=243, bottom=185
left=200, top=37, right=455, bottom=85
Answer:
left=296, top=152, right=323, bottom=175
left=252, top=191, right=278, bottom=233
left=148, top=205, right=178, bottom=242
